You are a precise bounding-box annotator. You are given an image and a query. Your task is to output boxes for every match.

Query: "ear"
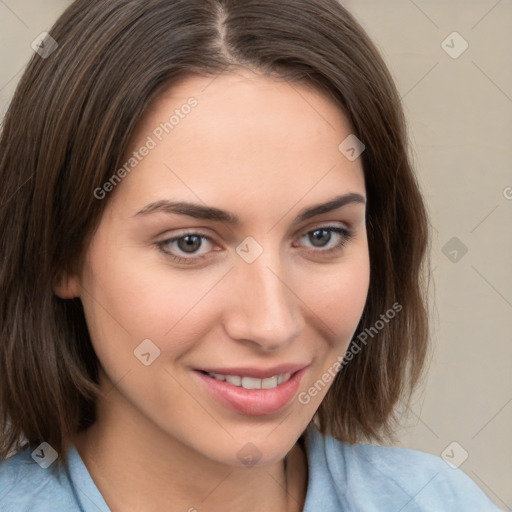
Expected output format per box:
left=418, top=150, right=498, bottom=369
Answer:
left=53, top=270, right=81, bottom=299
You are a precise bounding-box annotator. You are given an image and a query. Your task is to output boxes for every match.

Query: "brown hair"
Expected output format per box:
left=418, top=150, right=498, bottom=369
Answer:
left=0, top=0, right=430, bottom=459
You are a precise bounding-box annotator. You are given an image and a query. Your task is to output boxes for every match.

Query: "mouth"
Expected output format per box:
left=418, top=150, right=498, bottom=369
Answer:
left=194, top=364, right=309, bottom=416
left=199, top=371, right=293, bottom=390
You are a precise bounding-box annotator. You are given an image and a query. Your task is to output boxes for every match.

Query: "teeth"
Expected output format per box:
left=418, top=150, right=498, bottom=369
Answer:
left=242, top=377, right=261, bottom=390
left=225, top=375, right=241, bottom=386
left=207, top=372, right=292, bottom=389
left=277, top=373, right=291, bottom=385
left=261, top=376, right=278, bottom=389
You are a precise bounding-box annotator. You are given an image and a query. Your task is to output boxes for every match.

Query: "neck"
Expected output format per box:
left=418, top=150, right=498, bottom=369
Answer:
left=73, top=390, right=308, bottom=512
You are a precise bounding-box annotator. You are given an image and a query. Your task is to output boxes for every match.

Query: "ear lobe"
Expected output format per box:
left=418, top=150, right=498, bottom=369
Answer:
left=53, top=272, right=81, bottom=299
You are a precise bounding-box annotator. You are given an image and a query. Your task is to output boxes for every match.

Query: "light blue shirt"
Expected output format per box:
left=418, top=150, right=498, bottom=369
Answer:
left=0, top=425, right=501, bottom=511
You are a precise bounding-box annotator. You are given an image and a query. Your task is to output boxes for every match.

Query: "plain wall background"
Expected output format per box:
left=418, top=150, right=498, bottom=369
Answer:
left=1, top=1, right=511, bottom=509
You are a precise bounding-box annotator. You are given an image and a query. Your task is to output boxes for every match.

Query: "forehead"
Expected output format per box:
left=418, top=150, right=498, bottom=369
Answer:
left=112, top=69, right=365, bottom=220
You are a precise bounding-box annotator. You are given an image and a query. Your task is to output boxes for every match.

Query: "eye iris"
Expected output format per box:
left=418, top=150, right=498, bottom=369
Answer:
left=310, top=229, right=331, bottom=247
left=178, top=235, right=202, bottom=253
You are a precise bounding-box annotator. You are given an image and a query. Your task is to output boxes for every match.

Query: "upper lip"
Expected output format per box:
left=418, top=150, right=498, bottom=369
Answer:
left=195, top=363, right=309, bottom=379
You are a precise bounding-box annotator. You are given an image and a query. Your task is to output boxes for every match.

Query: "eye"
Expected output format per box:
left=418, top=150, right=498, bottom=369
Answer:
left=156, top=225, right=354, bottom=265
left=295, top=226, right=354, bottom=255
left=156, top=231, right=215, bottom=265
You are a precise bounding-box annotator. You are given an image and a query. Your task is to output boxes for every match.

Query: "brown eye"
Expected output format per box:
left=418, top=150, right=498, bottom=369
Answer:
left=176, top=235, right=203, bottom=253
left=156, top=232, right=215, bottom=264
left=308, top=228, right=333, bottom=247
left=298, top=226, right=354, bottom=253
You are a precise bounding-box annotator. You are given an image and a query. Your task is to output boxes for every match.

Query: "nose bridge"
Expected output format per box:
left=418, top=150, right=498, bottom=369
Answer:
left=225, top=247, right=302, bottom=350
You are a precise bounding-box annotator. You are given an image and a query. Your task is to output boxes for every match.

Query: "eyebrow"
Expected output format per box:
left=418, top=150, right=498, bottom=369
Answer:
left=133, top=192, right=366, bottom=225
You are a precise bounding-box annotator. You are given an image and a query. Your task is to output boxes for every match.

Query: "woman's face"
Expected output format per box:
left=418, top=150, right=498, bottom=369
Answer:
left=67, top=69, right=370, bottom=466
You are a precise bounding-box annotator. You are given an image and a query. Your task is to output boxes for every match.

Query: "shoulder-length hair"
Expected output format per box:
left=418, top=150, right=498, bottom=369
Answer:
left=0, top=0, right=430, bottom=459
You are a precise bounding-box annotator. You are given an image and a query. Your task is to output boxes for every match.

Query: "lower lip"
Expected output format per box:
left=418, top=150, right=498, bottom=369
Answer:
left=195, top=368, right=307, bottom=416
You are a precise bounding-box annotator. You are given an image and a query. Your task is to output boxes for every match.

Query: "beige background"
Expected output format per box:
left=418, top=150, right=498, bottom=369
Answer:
left=1, top=1, right=511, bottom=509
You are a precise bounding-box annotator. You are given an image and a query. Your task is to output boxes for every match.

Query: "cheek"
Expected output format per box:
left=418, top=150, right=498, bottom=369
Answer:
left=79, top=241, right=221, bottom=366
left=295, top=253, right=369, bottom=408
left=333, top=264, right=369, bottom=332
left=300, top=251, right=370, bottom=344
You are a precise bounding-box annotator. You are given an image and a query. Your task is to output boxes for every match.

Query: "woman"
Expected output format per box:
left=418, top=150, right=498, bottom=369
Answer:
left=0, top=0, right=501, bottom=510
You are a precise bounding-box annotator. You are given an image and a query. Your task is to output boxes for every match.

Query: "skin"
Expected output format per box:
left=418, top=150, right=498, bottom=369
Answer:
left=58, top=68, right=370, bottom=512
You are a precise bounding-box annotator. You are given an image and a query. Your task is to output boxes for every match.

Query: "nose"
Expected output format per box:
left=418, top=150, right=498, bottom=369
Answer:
left=222, top=252, right=303, bottom=352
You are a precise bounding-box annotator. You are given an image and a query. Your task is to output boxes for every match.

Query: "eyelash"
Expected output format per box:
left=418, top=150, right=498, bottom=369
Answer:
left=156, top=225, right=355, bottom=265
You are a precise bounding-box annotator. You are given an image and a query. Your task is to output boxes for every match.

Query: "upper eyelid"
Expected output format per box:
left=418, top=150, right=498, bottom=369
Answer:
left=160, top=224, right=352, bottom=252
left=160, top=222, right=351, bottom=243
